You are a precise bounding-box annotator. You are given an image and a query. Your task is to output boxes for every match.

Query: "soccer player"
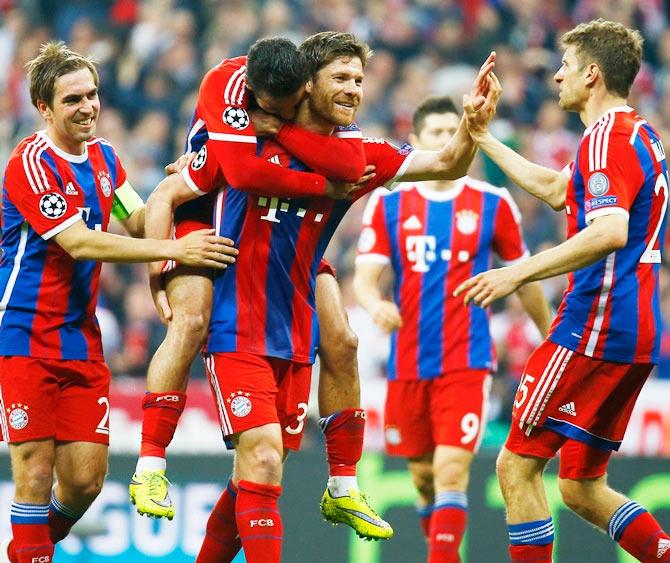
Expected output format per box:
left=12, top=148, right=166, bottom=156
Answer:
left=0, top=42, right=236, bottom=563
left=353, top=95, right=552, bottom=562
left=129, top=35, right=389, bottom=539
left=454, top=20, right=670, bottom=563
left=145, top=31, right=498, bottom=562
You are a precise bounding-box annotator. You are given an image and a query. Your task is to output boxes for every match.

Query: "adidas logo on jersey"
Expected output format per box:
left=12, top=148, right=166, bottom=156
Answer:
left=64, top=182, right=78, bottom=195
left=658, top=538, right=670, bottom=558
left=402, top=215, right=422, bottom=230
left=558, top=402, right=576, bottom=417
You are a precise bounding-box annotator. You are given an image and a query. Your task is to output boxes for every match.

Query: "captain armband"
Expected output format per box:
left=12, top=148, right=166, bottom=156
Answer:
left=111, top=181, right=144, bottom=220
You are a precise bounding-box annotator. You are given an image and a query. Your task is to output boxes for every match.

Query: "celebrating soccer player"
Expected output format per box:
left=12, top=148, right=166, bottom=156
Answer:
left=455, top=19, right=670, bottom=563
left=144, top=31, right=498, bottom=562
left=128, top=35, right=393, bottom=539
left=353, top=95, right=551, bottom=562
left=0, top=42, right=236, bottom=563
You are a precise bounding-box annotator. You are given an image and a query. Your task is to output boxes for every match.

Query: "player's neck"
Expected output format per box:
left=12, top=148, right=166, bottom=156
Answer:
left=296, top=106, right=336, bottom=136
left=45, top=125, right=86, bottom=155
left=580, top=91, right=629, bottom=129
left=421, top=179, right=456, bottom=192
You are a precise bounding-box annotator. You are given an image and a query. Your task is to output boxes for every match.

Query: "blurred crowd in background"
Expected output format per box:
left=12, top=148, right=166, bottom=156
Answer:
left=1, top=0, right=670, bottom=426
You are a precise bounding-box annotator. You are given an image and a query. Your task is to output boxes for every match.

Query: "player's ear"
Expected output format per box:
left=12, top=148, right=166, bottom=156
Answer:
left=36, top=99, right=52, bottom=120
left=408, top=132, right=419, bottom=147
left=584, top=63, right=599, bottom=88
left=305, top=80, right=313, bottom=95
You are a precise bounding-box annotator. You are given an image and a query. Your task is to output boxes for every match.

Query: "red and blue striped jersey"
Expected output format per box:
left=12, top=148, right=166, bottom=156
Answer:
left=0, top=131, right=126, bottom=359
left=356, top=178, right=528, bottom=380
left=187, top=135, right=414, bottom=363
left=550, top=106, right=668, bottom=364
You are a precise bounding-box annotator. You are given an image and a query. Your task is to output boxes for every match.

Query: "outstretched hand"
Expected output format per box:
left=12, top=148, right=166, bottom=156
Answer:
left=453, top=265, right=522, bottom=307
left=463, top=70, right=502, bottom=139
left=468, top=51, right=496, bottom=111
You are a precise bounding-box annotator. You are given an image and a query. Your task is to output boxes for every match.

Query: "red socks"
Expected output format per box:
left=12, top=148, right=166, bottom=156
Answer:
left=509, top=544, right=553, bottom=562
left=236, top=480, right=282, bottom=563
left=417, top=504, right=433, bottom=540
left=609, top=502, right=670, bottom=562
left=11, top=503, right=53, bottom=563
left=319, top=408, right=366, bottom=476
left=196, top=481, right=241, bottom=563
left=140, top=391, right=187, bottom=457
left=429, top=496, right=467, bottom=563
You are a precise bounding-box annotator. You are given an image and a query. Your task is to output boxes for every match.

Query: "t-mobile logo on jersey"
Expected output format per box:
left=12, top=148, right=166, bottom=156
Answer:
left=258, top=196, right=324, bottom=225
left=250, top=519, right=275, bottom=527
left=406, top=235, right=436, bottom=272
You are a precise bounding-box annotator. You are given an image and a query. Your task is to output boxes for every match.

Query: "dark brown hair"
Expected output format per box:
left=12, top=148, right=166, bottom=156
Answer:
left=412, top=96, right=459, bottom=134
left=26, top=41, right=99, bottom=109
left=561, top=19, right=643, bottom=98
left=300, top=32, right=372, bottom=78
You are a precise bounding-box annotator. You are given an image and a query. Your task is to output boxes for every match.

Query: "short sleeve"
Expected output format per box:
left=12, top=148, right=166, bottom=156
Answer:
left=355, top=139, right=416, bottom=200
left=492, top=190, right=529, bottom=265
left=355, top=189, right=392, bottom=265
left=196, top=62, right=258, bottom=145
left=3, top=155, right=81, bottom=240
left=181, top=143, right=226, bottom=195
left=581, top=133, right=643, bottom=225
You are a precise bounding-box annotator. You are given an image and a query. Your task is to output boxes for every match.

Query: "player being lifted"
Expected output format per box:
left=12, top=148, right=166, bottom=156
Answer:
left=455, top=19, right=670, bottom=563
left=0, top=42, right=236, bottom=563
left=145, top=31, right=498, bottom=562
left=353, top=95, right=551, bottom=562
left=127, top=35, right=393, bottom=540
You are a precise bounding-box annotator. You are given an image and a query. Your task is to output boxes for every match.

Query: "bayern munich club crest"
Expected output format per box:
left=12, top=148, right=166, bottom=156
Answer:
left=6, top=403, right=29, bottom=430
left=223, top=106, right=250, bottom=130
left=97, top=171, right=112, bottom=197
left=39, top=192, right=67, bottom=219
left=227, top=390, right=252, bottom=417
left=455, top=209, right=479, bottom=235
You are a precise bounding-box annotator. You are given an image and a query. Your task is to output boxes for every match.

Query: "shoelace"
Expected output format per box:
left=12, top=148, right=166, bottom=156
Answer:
left=147, top=473, right=171, bottom=497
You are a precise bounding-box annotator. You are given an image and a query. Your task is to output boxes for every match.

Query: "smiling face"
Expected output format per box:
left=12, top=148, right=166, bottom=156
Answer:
left=307, top=55, right=363, bottom=127
left=554, top=46, right=590, bottom=113
left=39, top=67, right=100, bottom=154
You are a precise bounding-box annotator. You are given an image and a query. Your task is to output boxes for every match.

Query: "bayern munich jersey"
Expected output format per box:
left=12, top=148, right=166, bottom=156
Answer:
left=357, top=178, right=528, bottom=380
left=549, top=106, right=668, bottom=364
left=0, top=131, right=126, bottom=360
left=183, top=133, right=415, bottom=363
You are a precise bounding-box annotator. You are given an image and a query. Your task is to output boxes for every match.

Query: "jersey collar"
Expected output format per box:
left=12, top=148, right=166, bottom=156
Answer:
left=37, top=130, right=89, bottom=163
left=415, top=177, right=467, bottom=201
left=583, top=105, right=634, bottom=137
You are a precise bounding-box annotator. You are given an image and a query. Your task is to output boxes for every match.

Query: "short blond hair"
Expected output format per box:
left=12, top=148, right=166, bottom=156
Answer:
left=26, top=41, right=99, bottom=108
left=561, top=19, right=643, bottom=98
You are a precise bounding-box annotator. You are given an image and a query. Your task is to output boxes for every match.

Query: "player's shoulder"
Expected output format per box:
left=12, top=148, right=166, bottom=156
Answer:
left=202, top=56, right=248, bottom=104
left=5, top=132, right=52, bottom=176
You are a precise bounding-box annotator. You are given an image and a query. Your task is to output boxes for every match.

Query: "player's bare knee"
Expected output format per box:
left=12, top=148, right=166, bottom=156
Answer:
left=60, top=469, right=105, bottom=501
left=434, top=458, right=469, bottom=491
left=15, top=464, right=53, bottom=500
left=321, top=328, right=358, bottom=374
left=246, top=443, right=282, bottom=484
left=171, top=311, right=209, bottom=347
left=496, top=448, right=518, bottom=492
left=409, top=461, right=434, bottom=500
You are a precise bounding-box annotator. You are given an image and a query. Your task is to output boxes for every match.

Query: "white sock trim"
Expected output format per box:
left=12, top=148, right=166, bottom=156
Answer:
left=136, top=456, right=167, bottom=473
left=328, top=476, right=359, bottom=497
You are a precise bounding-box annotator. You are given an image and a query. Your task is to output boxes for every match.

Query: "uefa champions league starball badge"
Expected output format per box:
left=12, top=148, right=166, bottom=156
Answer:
left=223, top=106, right=250, bottom=130
left=39, top=192, right=67, bottom=219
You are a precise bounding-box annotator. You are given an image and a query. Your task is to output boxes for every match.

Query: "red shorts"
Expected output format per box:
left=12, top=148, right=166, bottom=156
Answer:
left=316, top=259, right=336, bottom=278
left=506, top=340, right=653, bottom=478
left=384, top=370, right=491, bottom=457
left=0, top=357, right=111, bottom=444
left=203, top=352, right=312, bottom=451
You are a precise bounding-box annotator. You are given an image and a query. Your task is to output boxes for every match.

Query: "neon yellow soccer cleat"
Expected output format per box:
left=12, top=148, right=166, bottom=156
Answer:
left=320, top=488, right=394, bottom=541
left=129, top=469, right=175, bottom=520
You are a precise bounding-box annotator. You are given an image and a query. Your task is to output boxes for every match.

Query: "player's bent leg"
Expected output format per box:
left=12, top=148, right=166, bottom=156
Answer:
left=558, top=441, right=670, bottom=562
left=497, top=447, right=554, bottom=563
left=8, top=440, right=56, bottom=563
left=131, top=269, right=213, bottom=520
left=407, top=454, right=435, bottom=539
left=428, top=446, right=473, bottom=562
left=232, top=424, right=284, bottom=563
left=51, top=441, right=108, bottom=543
left=315, top=273, right=392, bottom=540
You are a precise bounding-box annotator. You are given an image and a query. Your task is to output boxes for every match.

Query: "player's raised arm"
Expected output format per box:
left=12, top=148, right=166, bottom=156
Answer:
left=465, top=72, right=568, bottom=210
left=380, top=53, right=499, bottom=184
